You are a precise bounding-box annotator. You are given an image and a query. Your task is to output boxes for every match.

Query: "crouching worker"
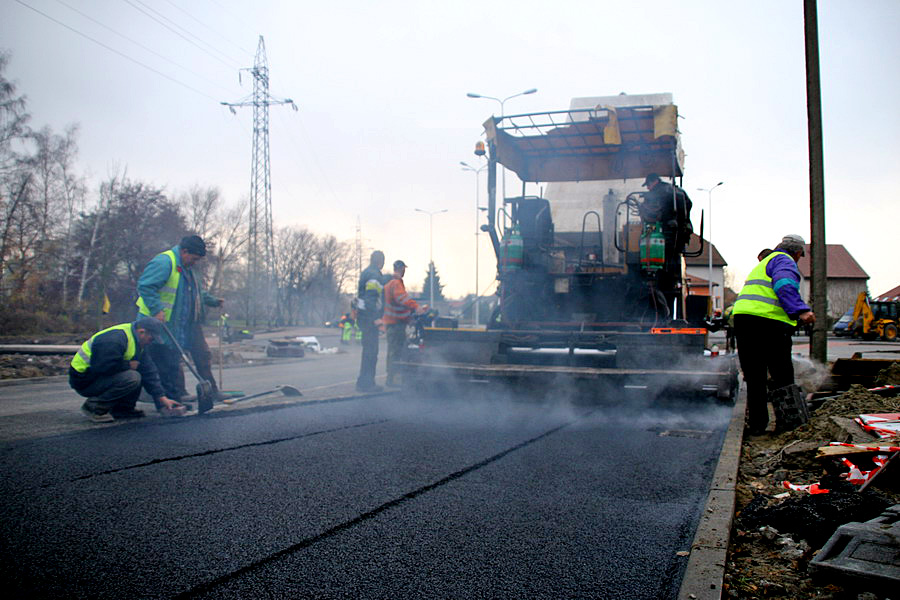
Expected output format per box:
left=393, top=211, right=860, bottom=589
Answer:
left=70, top=317, right=186, bottom=423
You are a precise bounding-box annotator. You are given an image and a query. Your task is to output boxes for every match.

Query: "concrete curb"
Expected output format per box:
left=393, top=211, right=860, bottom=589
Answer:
left=678, top=378, right=745, bottom=600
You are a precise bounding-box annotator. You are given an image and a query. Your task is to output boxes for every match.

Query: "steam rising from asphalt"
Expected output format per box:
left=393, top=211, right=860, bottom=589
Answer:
left=791, top=354, right=830, bottom=392
left=391, top=356, right=733, bottom=436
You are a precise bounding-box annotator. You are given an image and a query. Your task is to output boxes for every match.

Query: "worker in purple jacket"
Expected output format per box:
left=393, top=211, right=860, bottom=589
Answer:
left=732, top=234, right=816, bottom=435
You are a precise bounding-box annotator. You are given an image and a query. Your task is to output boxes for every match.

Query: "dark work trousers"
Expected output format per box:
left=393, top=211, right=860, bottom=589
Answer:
left=150, top=323, right=218, bottom=403
left=173, top=323, right=218, bottom=398
left=734, top=313, right=796, bottom=432
left=356, top=316, right=379, bottom=389
left=385, top=322, right=408, bottom=383
left=78, top=369, right=142, bottom=412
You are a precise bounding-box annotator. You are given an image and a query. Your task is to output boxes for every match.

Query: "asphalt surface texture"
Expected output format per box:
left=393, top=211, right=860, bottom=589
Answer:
left=0, top=369, right=732, bottom=599
left=1, top=330, right=896, bottom=598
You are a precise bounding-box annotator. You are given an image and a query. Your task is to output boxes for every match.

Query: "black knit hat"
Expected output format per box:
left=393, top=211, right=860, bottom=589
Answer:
left=134, top=317, right=164, bottom=339
left=180, top=235, right=206, bottom=256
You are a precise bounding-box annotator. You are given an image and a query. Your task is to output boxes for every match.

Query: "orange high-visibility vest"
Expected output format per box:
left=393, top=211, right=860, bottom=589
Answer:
left=383, top=277, right=419, bottom=325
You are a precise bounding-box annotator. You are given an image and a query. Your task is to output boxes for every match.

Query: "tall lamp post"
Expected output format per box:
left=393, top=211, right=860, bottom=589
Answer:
left=466, top=88, right=537, bottom=201
left=697, top=182, right=724, bottom=311
left=461, top=161, right=486, bottom=326
left=414, top=208, right=448, bottom=307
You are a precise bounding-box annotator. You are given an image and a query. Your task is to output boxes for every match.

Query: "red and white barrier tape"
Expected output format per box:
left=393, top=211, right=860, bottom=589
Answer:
left=839, top=455, right=889, bottom=485
left=782, top=480, right=830, bottom=494
left=828, top=442, right=900, bottom=452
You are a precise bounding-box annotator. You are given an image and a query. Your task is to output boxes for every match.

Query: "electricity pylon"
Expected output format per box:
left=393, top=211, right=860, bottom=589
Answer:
left=222, top=35, right=297, bottom=326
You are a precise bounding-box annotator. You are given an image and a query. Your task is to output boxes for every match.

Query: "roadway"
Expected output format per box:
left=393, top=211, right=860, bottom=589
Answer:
left=0, top=332, right=896, bottom=599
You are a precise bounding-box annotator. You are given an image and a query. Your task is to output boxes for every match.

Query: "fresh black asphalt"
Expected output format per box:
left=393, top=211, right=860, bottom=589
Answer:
left=0, top=391, right=731, bottom=599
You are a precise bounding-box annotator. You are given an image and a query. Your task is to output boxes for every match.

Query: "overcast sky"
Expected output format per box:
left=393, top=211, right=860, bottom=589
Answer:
left=3, top=0, right=898, bottom=301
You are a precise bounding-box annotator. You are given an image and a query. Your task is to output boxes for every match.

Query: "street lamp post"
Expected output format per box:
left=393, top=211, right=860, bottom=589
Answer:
left=461, top=161, right=486, bottom=326
left=466, top=88, right=537, bottom=202
left=697, top=182, right=724, bottom=311
left=414, top=208, right=448, bottom=307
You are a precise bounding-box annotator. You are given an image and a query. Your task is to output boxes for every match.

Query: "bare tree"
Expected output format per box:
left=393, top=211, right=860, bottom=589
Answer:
left=0, top=52, right=30, bottom=175
left=0, top=53, right=32, bottom=297
left=21, top=127, right=82, bottom=301
left=178, top=185, right=247, bottom=296
left=56, top=126, right=86, bottom=305
left=76, top=169, right=120, bottom=304
left=272, top=225, right=317, bottom=325
left=271, top=226, right=356, bottom=325
left=207, top=199, right=247, bottom=297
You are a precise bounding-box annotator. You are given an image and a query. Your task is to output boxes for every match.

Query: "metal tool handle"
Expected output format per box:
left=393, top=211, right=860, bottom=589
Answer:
left=160, top=321, right=204, bottom=382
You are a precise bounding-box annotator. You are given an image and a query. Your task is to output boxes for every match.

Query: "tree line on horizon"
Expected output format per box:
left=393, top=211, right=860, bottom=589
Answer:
left=0, top=53, right=357, bottom=335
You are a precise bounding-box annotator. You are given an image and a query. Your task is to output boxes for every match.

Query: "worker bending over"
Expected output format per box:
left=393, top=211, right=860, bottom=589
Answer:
left=383, top=260, right=426, bottom=387
left=70, top=318, right=185, bottom=422
left=733, top=234, right=815, bottom=435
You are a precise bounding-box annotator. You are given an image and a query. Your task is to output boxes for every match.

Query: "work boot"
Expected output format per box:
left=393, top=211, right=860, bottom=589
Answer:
left=111, top=407, right=145, bottom=419
left=81, top=402, right=115, bottom=424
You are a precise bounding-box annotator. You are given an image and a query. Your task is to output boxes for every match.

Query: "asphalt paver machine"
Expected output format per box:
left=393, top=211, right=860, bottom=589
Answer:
left=401, top=98, right=738, bottom=402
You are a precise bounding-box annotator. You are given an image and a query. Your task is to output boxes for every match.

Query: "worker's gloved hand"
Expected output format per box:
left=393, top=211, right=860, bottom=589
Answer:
left=797, top=311, right=816, bottom=325
left=153, top=310, right=166, bottom=323
left=158, top=397, right=186, bottom=417
left=129, top=360, right=139, bottom=370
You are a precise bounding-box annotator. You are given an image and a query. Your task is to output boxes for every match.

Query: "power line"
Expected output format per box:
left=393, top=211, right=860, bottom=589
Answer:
left=272, top=109, right=341, bottom=207
left=13, top=0, right=218, bottom=102
left=122, top=0, right=240, bottom=70
left=52, top=0, right=235, bottom=96
left=163, top=0, right=253, bottom=57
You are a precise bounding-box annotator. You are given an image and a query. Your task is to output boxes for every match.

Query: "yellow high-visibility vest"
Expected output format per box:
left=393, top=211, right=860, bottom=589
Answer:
left=136, top=249, right=180, bottom=321
left=71, top=323, right=136, bottom=373
left=732, top=251, right=797, bottom=326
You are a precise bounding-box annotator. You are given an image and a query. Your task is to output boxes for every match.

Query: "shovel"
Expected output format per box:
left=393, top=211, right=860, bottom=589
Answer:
left=160, top=322, right=214, bottom=414
left=222, top=385, right=302, bottom=405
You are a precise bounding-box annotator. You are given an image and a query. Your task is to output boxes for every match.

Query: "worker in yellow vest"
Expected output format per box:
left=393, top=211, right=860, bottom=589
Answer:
left=733, top=234, right=815, bottom=435
left=340, top=313, right=353, bottom=344
left=70, top=318, right=186, bottom=422
left=136, top=235, right=223, bottom=408
left=355, top=250, right=386, bottom=392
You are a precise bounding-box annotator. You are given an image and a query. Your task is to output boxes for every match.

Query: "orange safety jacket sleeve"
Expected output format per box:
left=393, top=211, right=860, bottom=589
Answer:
left=383, top=278, right=419, bottom=324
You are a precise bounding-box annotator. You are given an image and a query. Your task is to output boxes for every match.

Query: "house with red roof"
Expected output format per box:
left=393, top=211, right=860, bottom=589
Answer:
left=795, top=244, right=869, bottom=318
left=874, top=285, right=900, bottom=303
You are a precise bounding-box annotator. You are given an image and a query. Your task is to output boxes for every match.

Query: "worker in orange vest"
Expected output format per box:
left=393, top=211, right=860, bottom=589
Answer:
left=382, top=260, right=426, bottom=387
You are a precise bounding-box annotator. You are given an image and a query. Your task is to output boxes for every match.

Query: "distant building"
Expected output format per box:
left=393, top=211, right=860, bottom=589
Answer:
left=684, top=234, right=727, bottom=312
left=874, top=285, right=900, bottom=302
left=795, top=244, right=869, bottom=318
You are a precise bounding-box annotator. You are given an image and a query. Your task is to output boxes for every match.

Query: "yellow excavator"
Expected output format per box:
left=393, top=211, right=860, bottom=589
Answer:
left=849, top=292, right=899, bottom=341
